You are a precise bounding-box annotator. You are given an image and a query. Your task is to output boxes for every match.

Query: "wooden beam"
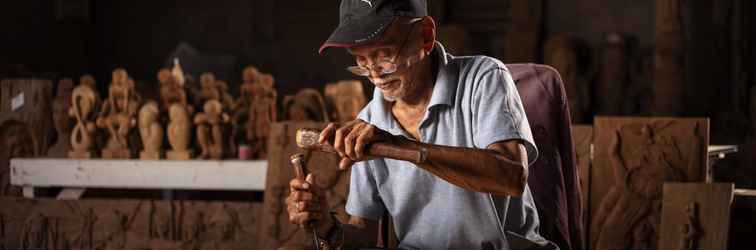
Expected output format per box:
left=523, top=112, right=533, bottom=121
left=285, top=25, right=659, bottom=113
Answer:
left=10, top=159, right=267, bottom=191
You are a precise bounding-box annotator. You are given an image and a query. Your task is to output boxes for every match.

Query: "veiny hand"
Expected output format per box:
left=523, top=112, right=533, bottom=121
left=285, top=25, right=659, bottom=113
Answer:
left=319, top=120, right=395, bottom=170
left=286, top=173, right=332, bottom=235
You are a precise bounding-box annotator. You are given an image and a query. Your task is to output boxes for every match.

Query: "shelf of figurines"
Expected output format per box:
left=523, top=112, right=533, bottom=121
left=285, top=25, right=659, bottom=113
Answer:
left=10, top=158, right=268, bottom=199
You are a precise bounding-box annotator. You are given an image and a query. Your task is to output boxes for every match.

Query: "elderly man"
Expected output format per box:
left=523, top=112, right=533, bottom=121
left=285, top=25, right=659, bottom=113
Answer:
left=286, top=0, right=558, bottom=249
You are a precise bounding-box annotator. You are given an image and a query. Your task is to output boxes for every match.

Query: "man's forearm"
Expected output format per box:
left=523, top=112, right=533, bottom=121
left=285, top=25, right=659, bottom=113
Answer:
left=397, top=137, right=528, bottom=196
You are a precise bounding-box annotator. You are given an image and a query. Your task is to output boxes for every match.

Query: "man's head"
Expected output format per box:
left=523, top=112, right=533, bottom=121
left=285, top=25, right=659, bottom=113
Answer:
left=320, top=0, right=436, bottom=101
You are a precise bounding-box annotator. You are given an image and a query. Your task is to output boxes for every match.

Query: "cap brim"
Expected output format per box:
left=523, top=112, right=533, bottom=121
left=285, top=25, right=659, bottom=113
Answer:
left=319, top=16, right=396, bottom=54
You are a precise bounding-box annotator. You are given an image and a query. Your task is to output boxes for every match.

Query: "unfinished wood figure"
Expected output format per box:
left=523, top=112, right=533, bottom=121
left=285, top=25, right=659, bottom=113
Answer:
left=139, top=101, right=163, bottom=159
left=47, top=78, right=75, bottom=157
left=194, top=100, right=229, bottom=159
left=590, top=117, right=709, bottom=250
left=96, top=68, right=140, bottom=159
left=158, top=68, right=190, bottom=114
left=545, top=34, right=590, bottom=123
left=166, top=104, right=192, bottom=160
left=324, top=80, right=366, bottom=123
left=68, top=79, right=99, bottom=159
left=198, top=72, right=221, bottom=106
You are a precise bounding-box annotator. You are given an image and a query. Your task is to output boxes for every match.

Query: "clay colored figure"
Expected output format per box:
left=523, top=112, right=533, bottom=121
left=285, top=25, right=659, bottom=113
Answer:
left=194, top=100, right=230, bottom=159
left=138, top=101, right=163, bottom=159
left=47, top=78, right=75, bottom=157
left=216, top=80, right=235, bottom=110
left=68, top=79, right=99, bottom=159
left=96, top=68, right=140, bottom=159
left=324, top=80, right=366, bottom=123
left=234, top=70, right=277, bottom=159
left=166, top=104, right=192, bottom=160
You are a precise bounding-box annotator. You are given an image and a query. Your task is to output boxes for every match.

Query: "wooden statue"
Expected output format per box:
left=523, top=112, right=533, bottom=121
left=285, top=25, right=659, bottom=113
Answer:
left=158, top=68, right=189, bottom=112
left=194, top=100, right=229, bottom=159
left=596, top=33, right=629, bottom=116
left=96, top=68, right=140, bottom=159
left=166, top=104, right=192, bottom=160
left=198, top=72, right=221, bottom=106
left=545, top=34, right=590, bottom=123
left=138, top=101, right=163, bottom=160
left=47, top=78, right=75, bottom=157
left=325, top=80, right=366, bottom=123
left=68, top=79, right=99, bottom=159
left=590, top=117, right=709, bottom=250
left=249, top=75, right=277, bottom=159
left=283, top=88, right=328, bottom=122
left=653, top=0, right=683, bottom=115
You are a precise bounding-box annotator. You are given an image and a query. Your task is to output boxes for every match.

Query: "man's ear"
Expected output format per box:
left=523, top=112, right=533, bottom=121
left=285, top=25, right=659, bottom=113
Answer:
left=420, top=16, right=437, bottom=53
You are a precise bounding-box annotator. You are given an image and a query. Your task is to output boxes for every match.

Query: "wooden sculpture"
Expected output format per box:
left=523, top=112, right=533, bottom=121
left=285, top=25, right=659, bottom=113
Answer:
left=248, top=76, right=277, bottom=159
left=658, top=183, right=733, bottom=250
left=194, top=100, right=229, bottom=159
left=139, top=101, right=163, bottom=159
left=596, top=33, right=629, bottom=116
left=47, top=78, right=75, bottom=157
left=166, top=104, right=192, bottom=160
left=590, top=117, right=708, bottom=250
left=68, top=79, right=99, bottom=159
left=324, top=80, right=366, bottom=123
left=96, top=68, right=140, bottom=159
left=653, top=0, right=684, bottom=115
left=283, top=89, right=328, bottom=122
left=216, top=80, right=235, bottom=110
left=198, top=72, right=221, bottom=106
left=158, top=68, right=189, bottom=112
left=545, top=34, right=590, bottom=123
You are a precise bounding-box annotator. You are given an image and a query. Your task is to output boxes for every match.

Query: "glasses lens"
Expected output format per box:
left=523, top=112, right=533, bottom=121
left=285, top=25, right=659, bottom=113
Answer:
left=346, top=66, right=370, bottom=76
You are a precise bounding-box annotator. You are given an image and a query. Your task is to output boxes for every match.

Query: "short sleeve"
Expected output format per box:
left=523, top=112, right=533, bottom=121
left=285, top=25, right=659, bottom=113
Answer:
left=345, top=160, right=386, bottom=220
left=472, top=67, right=539, bottom=164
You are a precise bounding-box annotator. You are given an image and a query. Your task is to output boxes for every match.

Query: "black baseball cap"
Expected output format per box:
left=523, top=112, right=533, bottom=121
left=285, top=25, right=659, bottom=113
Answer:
left=319, top=0, right=428, bottom=54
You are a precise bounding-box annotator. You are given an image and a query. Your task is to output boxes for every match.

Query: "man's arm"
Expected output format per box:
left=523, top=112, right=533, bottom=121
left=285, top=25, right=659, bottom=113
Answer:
left=322, top=121, right=529, bottom=196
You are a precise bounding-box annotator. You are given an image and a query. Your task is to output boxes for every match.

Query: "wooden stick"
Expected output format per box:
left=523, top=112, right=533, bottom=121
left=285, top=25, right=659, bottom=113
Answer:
left=295, top=128, right=426, bottom=164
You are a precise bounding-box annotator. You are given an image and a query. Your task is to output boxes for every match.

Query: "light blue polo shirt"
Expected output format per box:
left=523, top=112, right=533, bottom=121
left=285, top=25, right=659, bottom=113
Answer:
left=346, top=42, right=558, bottom=250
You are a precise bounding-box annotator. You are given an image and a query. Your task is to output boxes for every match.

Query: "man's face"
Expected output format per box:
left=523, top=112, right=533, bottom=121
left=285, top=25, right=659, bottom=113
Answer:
left=347, top=22, right=423, bottom=101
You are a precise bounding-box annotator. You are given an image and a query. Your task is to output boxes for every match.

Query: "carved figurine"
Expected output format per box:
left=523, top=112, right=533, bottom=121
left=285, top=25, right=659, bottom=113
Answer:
left=283, top=88, right=328, bottom=122
left=197, top=72, right=221, bottom=106
left=96, top=68, right=140, bottom=159
left=47, top=78, right=75, bottom=157
left=596, top=33, right=628, bottom=116
left=680, top=202, right=700, bottom=250
left=234, top=70, right=277, bottom=159
left=158, top=68, right=189, bottom=113
left=324, top=80, right=366, bottom=123
left=139, top=101, right=163, bottom=159
left=194, top=100, right=230, bottom=159
left=166, top=104, right=192, bottom=160
left=68, top=79, right=99, bottom=159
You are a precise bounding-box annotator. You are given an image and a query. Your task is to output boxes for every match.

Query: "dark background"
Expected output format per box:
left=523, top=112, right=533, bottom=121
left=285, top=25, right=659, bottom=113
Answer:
left=0, top=0, right=754, bottom=145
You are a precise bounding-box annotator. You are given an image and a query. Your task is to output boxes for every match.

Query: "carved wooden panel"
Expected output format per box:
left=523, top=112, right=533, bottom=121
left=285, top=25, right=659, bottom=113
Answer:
left=571, top=124, right=592, bottom=242
left=658, top=183, right=733, bottom=250
left=0, top=79, right=54, bottom=156
left=261, top=122, right=365, bottom=250
left=0, top=197, right=263, bottom=250
left=590, top=117, right=709, bottom=250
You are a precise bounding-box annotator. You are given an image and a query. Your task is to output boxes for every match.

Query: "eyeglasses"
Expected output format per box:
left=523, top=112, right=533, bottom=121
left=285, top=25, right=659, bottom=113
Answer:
left=346, top=22, right=420, bottom=77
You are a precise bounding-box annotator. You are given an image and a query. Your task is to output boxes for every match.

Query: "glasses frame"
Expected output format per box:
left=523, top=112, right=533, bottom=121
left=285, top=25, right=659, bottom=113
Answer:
left=346, top=21, right=420, bottom=77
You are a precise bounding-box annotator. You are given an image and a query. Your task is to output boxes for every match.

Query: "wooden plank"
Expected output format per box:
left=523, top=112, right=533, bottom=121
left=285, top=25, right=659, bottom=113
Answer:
left=659, top=183, right=733, bottom=250
left=10, top=159, right=267, bottom=191
left=57, top=188, right=87, bottom=200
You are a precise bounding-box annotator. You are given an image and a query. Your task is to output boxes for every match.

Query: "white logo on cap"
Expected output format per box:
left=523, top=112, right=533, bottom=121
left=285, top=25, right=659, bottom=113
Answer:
left=361, top=0, right=373, bottom=8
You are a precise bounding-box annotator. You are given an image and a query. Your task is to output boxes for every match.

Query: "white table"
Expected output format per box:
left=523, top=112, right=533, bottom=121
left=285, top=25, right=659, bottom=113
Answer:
left=10, top=158, right=267, bottom=199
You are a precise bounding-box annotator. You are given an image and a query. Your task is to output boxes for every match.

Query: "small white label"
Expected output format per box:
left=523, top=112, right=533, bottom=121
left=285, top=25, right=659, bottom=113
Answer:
left=11, top=93, right=24, bottom=111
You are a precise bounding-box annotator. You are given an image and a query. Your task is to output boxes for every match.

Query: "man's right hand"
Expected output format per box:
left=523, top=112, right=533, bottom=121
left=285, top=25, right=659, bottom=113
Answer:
left=286, top=173, right=333, bottom=237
